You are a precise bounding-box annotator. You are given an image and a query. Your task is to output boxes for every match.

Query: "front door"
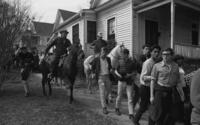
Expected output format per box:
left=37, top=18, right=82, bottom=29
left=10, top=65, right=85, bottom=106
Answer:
left=145, top=20, right=159, bottom=45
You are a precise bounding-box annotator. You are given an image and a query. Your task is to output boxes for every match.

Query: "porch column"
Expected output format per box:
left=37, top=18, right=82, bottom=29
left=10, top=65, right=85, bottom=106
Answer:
left=170, top=0, right=175, bottom=48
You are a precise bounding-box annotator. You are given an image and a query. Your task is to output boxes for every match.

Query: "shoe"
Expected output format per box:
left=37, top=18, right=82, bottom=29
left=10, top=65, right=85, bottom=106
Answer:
left=129, top=114, right=134, bottom=119
left=115, top=108, right=121, bottom=116
left=103, top=107, right=109, bottom=114
left=25, top=92, right=30, bottom=97
left=129, top=115, right=140, bottom=125
left=133, top=121, right=140, bottom=125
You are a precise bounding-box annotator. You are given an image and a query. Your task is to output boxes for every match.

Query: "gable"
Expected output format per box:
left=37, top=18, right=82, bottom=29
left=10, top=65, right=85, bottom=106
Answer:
left=96, top=0, right=110, bottom=7
left=59, top=9, right=76, bottom=21
left=53, top=9, right=76, bottom=32
left=90, top=0, right=111, bottom=8
left=33, top=21, right=53, bottom=36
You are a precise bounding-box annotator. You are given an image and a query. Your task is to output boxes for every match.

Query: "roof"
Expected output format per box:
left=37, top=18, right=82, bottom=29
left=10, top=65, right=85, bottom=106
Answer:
left=58, top=9, right=76, bottom=20
left=33, top=21, right=54, bottom=36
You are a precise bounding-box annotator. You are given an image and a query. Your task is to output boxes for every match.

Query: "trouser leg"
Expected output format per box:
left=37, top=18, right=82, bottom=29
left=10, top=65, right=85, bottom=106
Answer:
left=127, top=84, right=133, bottom=115
left=51, top=56, right=60, bottom=76
left=157, top=91, right=173, bottom=125
left=22, top=80, right=30, bottom=94
left=105, top=76, right=112, bottom=102
left=116, top=81, right=125, bottom=109
left=134, top=85, right=150, bottom=122
left=133, top=83, right=140, bottom=108
left=98, top=77, right=106, bottom=108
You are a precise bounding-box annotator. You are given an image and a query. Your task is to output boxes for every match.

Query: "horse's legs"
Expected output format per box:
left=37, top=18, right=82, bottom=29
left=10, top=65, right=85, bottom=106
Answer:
left=42, top=74, right=47, bottom=96
left=69, top=82, right=74, bottom=104
left=47, top=77, right=52, bottom=96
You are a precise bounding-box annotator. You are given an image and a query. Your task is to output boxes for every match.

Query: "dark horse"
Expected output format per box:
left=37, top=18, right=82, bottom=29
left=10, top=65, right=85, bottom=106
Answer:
left=39, top=44, right=80, bottom=104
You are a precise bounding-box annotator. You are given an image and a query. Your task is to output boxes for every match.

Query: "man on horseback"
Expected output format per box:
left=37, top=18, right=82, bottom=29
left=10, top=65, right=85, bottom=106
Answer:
left=90, top=32, right=107, bottom=55
left=44, top=30, right=71, bottom=78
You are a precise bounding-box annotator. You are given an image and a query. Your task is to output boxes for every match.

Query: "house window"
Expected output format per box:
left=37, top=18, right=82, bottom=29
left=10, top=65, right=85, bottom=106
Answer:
left=72, top=24, right=79, bottom=43
left=87, top=21, right=96, bottom=43
left=192, top=23, right=199, bottom=45
left=107, top=17, right=115, bottom=40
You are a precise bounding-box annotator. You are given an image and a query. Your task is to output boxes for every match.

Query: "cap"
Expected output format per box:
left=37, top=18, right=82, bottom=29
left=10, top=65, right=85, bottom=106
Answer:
left=97, top=32, right=103, bottom=37
left=60, top=30, right=68, bottom=34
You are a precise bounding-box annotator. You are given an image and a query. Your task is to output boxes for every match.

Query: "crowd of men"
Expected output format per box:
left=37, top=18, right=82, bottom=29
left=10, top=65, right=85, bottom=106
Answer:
left=86, top=32, right=195, bottom=125
left=9, top=30, right=200, bottom=125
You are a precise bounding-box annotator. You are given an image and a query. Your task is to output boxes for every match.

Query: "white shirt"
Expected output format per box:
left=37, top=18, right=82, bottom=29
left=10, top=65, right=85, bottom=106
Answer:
left=179, top=67, right=186, bottom=87
left=84, top=55, right=95, bottom=70
left=100, top=58, right=109, bottom=75
left=140, top=58, right=155, bottom=86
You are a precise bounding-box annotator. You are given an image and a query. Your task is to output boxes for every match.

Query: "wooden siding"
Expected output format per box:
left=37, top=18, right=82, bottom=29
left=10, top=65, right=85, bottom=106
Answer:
left=96, top=0, right=133, bottom=55
left=175, top=43, right=200, bottom=59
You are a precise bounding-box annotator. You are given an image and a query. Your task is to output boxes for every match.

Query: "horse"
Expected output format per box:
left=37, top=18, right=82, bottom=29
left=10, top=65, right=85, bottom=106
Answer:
left=39, top=43, right=80, bottom=104
left=107, top=44, right=125, bottom=69
left=83, top=55, right=97, bottom=94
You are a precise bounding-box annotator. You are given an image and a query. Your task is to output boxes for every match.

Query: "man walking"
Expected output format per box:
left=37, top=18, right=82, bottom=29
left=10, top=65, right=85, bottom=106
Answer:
left=149, top=48, right=181, bottom=125
left=17, top=47, right=34, bottom=97
left=90, top=47, right=112, bottom=114
left=114, top=49, right=137, bottom=122
left=133, top=45, right=161, bottom=125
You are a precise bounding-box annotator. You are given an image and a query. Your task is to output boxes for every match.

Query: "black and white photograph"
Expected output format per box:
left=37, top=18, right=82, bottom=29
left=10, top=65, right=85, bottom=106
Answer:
left=0, top=0, right=200, bottom=125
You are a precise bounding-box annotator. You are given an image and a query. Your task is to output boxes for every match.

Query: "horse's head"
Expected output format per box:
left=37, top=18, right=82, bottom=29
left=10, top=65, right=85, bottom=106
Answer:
left=108, top=43, right=125, bottom=58
left=107, top=43, right=126, bottom=69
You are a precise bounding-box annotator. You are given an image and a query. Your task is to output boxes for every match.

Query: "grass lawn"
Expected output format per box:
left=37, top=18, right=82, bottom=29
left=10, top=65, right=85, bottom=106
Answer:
left=0, top=73, right=118, bottom=125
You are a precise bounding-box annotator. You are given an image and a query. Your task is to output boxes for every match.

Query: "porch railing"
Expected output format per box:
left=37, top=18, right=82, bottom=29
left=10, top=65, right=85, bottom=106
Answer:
left=174, top=43, right=200, bottom=59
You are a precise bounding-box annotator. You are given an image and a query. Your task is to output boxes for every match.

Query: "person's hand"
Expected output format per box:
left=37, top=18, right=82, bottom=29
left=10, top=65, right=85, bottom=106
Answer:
left=126, top=73, right=132, bottom=78
left=181, top=94, right=185, bottom=102
left=150, top=96, right=154, bottom=104
left=91, top=73, right=95, bottom=79
left=20, top=68, right=24, bottom=73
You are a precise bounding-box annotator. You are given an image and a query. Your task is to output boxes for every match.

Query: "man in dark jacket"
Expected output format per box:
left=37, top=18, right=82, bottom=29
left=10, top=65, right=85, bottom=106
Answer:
left=114, top=49, right=137, bottom=122
left=91, top=32, right=107, bottom=54
left=90, top=47, right=112, bottom=114
left=17, top=47, right=34, bottom=97
left=45, top=30, right=71, bottom=77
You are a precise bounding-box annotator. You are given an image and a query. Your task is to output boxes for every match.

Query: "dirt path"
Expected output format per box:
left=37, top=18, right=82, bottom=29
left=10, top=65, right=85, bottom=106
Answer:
left=0, top=72, right=148, bottom=125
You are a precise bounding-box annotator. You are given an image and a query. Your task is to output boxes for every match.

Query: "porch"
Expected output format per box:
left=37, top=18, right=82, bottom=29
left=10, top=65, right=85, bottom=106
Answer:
left=134, top=0, right=200, bottom=59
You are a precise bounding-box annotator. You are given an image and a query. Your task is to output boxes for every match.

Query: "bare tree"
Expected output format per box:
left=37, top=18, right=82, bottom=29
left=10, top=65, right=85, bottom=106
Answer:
left=0, top=0, right=32, bottom=82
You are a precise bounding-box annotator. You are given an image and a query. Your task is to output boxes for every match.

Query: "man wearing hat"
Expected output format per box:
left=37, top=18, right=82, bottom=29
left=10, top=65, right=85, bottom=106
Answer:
left=45, top=30, right=71, bottom=77
left=91, top=32, right=107, bottom=54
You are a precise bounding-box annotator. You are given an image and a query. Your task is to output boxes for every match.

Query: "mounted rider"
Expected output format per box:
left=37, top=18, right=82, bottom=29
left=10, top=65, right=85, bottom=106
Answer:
left=90, top=32, right=107, bottom=55
left=44, top=30, right=72, bottom=77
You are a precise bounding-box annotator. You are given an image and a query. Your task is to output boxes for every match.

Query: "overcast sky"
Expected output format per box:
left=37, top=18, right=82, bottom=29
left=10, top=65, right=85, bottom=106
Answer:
left=20, top=0, right=90, bottom=23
